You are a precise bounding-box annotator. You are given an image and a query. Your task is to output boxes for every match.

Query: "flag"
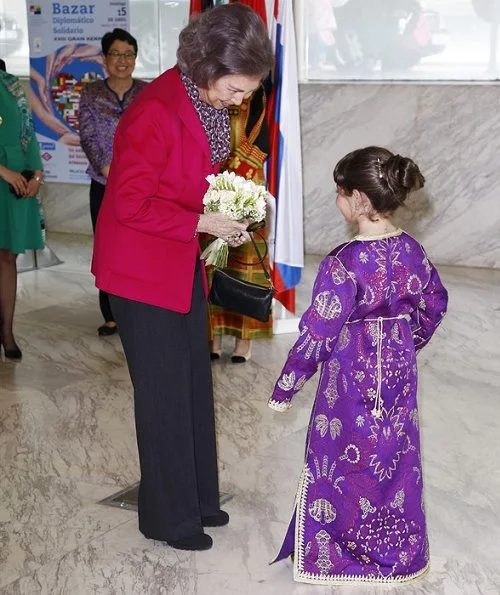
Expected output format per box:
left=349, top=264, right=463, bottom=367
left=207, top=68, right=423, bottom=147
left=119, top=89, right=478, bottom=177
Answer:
left=235, top=0, right=267, bottom=24
left=189, top=0, right=214, bottom=15
left=267, top=0, right=304, bottom=313
left=190, top=0, right=267, bottom=23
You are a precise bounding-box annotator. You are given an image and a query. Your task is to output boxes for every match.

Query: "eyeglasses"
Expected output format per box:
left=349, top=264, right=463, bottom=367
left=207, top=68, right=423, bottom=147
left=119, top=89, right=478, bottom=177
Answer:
left=107, top=51, right=136, bottom=61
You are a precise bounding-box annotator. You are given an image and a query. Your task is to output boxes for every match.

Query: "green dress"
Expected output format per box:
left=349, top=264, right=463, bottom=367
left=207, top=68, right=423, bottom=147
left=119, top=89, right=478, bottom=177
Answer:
left=0, top=72, right=44, bottom=254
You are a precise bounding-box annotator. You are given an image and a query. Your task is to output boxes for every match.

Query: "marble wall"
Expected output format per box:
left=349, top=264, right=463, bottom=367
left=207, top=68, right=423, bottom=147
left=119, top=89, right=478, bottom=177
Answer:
left=300, top=83, right=500, bottom=269
left=41, top=83, right=500, bottom=269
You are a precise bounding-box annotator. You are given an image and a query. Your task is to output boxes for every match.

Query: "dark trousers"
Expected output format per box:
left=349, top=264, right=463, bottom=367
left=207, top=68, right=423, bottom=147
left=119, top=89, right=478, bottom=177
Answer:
left=109, top=263, right=220, bottom=541
left=89, top=179, right=114, bottom=323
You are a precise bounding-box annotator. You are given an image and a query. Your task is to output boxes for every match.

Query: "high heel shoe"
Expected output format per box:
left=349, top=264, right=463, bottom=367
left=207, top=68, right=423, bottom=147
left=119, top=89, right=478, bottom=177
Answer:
left=231, top=342, right=252, bottom=364
left=2, top=342, right=22, bottom=360
left=97, top=322, right=118, bottom=336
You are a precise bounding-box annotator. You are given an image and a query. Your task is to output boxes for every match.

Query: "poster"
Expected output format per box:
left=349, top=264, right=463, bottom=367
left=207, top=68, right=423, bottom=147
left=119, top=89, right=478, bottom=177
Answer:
left=26, top=1, right=129, bottom=184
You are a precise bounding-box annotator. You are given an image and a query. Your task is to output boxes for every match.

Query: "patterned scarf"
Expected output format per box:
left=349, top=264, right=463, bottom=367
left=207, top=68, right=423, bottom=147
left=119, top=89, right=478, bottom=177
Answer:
left=180, top=71, right=230, bottom=165
left=0, top=70, right=34, bottom=155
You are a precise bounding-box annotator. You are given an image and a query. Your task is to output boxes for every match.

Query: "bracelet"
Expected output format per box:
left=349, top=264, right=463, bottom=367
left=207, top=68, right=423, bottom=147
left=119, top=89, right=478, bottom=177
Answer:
left=34, top=174, right=44, bottom=185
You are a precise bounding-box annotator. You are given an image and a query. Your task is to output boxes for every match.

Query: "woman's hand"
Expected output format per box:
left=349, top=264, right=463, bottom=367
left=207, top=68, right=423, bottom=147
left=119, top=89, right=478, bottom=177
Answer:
left=197, top=213, right=251, bottom=247
left=25, top=178, right=42, bottom=197
left=0, top=167, right=28, bottom=196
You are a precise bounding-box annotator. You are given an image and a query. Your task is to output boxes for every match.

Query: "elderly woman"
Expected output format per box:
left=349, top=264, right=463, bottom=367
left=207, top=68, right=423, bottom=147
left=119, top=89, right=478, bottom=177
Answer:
left=92, top=4, right=274, bottom=551
left=79, top=28, right=147, bottom=336
left=0, top=59, right=44, bottom=360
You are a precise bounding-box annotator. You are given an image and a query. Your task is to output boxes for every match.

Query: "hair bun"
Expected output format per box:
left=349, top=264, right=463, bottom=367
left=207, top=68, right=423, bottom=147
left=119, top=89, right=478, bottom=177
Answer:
left=384, top=155, right=425, bottom=193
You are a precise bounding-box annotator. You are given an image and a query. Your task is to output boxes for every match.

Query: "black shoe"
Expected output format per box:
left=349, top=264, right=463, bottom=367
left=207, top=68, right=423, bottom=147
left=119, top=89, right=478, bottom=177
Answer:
left=3, top=343, right=22, bottom=360
left=210, top=352, right=221, bottom=361
left=231, top=343, right=252, bottom=364
left=201, top=510, right=229, bottom=527
left=97, top=323, right=117, bottom=336
left=166, top=532, right=213, bottom=551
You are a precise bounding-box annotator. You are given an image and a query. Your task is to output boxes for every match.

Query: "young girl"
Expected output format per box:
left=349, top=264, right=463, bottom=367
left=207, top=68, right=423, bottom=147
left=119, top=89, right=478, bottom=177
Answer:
left=268, top=146, right=448, bottom=585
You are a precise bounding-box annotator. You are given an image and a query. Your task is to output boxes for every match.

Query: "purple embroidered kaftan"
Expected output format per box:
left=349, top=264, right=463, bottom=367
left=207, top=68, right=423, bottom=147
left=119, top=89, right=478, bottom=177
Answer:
left=268, top=230, right=448, bottom=585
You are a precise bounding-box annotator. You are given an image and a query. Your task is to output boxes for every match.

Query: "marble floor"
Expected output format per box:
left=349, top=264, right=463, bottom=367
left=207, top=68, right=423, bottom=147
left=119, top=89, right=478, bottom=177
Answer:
left=0, top=233, right=499, bottom=595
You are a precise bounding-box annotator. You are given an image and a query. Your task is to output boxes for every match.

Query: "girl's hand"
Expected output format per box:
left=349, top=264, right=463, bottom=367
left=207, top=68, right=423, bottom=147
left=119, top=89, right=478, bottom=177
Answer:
left=0, top=167, right=28, bottom=196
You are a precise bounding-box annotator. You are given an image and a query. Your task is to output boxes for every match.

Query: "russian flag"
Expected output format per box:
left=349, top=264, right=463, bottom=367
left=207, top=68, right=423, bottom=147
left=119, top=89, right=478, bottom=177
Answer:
left=267, top=0, right=304, bottom=314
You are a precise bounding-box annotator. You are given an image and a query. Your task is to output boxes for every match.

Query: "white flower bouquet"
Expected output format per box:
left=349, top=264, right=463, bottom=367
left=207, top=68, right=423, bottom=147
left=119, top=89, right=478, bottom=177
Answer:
left=200, top=170, right=268, bottom=268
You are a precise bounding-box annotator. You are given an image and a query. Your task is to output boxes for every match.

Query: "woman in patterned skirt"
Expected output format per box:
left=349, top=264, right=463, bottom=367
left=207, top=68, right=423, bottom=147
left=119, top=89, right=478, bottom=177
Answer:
left=203, top=85, right=273, bottom=363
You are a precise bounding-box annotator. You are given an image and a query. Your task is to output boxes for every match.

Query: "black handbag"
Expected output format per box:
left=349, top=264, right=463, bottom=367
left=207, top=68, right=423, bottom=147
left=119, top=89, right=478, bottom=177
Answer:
left=208, top=226, right=275, bottom=323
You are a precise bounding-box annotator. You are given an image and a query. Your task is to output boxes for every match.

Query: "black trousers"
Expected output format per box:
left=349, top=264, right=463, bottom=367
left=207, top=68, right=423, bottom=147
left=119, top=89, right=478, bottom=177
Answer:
left=109, top=263, right=220, bottom=541
left=89, top=179, right=114, bottom=323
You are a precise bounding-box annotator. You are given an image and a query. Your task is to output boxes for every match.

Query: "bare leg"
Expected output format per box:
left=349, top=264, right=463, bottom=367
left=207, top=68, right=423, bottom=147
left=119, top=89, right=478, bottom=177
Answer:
left=0, top=249, right=18, bottom=350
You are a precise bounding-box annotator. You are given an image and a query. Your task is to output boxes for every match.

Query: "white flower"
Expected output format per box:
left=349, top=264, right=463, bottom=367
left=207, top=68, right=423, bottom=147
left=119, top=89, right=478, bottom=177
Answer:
left=200, top=172, right=269, bottom=268
left=356, top=415, right=365, bottom=427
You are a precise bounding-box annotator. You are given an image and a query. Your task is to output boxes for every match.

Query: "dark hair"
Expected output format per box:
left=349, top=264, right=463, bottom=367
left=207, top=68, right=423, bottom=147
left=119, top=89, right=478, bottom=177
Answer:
left=0, top=59, right=6, bottom=72
left=101, top=28, right=138, bottom=56
left=177, top=3, right=274, bottom=88
left=333, top=146, right=425, bottom=215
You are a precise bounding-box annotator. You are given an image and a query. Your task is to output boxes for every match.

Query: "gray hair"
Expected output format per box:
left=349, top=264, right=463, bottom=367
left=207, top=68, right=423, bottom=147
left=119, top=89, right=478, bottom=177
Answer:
left=177, top=3, right=274, bottom=88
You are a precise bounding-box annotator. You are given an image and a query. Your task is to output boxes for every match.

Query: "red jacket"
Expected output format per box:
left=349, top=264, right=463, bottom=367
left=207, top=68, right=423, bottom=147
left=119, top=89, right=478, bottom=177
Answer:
left=91, top=67, right=219, bottom=312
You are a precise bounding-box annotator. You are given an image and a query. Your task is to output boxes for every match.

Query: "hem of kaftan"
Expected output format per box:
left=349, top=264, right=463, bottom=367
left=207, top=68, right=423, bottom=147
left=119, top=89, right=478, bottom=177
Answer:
left=293, top=562, right=430, bottom=585
left=292, top=463, right=429, bottom=586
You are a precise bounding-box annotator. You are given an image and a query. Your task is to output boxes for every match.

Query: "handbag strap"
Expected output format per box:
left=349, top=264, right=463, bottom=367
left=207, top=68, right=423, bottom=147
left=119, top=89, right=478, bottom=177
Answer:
left=228, top=231, right=274, bottom=288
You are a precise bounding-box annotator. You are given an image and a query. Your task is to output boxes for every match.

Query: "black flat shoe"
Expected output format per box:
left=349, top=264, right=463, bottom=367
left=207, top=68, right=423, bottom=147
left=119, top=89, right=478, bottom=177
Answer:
left=210, top=351, right=221, bottom=361
left=3, top=344, right=22, bottom=360
left=201, top=510, right=229, bottom=527
left=166, top=532, right=213, bottom=551
left=231, top=343, right=252, bottom=364
left=97, top=323, right=118, bottom=336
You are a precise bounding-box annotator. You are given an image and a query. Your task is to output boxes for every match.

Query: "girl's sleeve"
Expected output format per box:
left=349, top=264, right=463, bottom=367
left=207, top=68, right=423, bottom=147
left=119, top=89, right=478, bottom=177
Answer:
left=79, top=84, right=105, bottom=172
left=268, top=256, right=357, bottom=412
left=412, top=258, right=448, bottom=351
